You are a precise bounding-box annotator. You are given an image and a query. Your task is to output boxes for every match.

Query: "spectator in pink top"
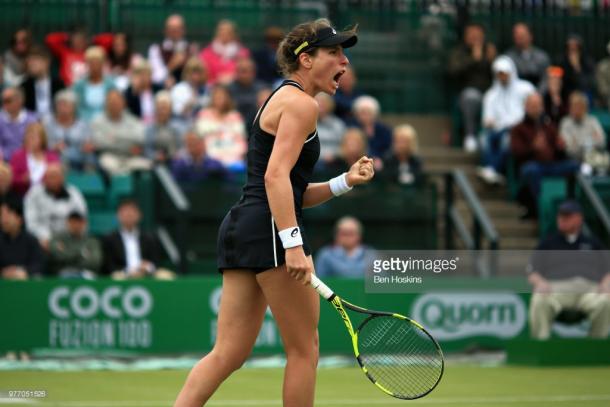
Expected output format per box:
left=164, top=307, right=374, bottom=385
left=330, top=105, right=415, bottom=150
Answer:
left=199, top=20, right=250, bottom=85
left=10, top=122, right=60, bottom=196
left=195, top=85, right=246, bottom=171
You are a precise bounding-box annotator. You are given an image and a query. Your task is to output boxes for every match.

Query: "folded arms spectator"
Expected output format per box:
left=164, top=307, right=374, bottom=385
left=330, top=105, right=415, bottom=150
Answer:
left=91, top=89, right=151, bottom=175
left=43, top=89, right=96, bottom=171
left=48, top=210, right=102, bottom=279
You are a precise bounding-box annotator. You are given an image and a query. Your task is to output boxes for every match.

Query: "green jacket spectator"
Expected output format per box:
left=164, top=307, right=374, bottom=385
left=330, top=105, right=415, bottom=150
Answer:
left=48, top=211, right=102, bottom=278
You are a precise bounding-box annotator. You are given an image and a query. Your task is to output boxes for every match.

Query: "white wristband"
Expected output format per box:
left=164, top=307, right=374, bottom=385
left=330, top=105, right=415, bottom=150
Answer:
left=278, top=226, right=303, bottom=249
left=329, top=173, right=353, bottom=196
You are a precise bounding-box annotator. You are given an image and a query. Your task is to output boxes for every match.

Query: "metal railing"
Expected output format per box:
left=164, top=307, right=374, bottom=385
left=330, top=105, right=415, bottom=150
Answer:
left=154, top=165, right=191, bottom=274
left=568, top=174, right=610, bottom=242
left=444, top=169, right=499, bottom=251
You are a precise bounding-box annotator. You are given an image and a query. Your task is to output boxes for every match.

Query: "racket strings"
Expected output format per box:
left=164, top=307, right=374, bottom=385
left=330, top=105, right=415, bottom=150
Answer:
left=358, top=316, right=443, bottom=399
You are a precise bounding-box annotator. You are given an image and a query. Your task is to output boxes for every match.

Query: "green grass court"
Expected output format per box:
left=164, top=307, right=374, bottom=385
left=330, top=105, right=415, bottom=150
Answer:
left=2, top=365, right=610, bottom=406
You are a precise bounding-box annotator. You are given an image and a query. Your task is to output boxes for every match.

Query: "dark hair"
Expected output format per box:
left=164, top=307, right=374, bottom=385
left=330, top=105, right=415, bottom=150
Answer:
left=276, top=19, right=331, bottom=76
left=117, top=198, right=140, bottom=211
left=108, top=32, right=133, bottom=70
left=27, top=44, right=50, bottom=60
left=3, top=195, right=23, bottom=219
left=10, top=28, right=32, bottom=49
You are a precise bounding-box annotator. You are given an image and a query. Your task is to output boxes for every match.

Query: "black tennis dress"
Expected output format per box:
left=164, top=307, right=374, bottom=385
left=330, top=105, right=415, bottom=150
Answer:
left=217, top=80, right=320, bottom=272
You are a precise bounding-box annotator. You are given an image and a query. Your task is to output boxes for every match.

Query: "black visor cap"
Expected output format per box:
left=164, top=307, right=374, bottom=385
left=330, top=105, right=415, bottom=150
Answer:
left=314, top=26, right=358, bottom=49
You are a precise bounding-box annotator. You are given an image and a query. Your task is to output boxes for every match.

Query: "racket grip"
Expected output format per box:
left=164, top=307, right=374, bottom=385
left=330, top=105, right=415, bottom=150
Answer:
left=310, top=274, right=335, bottom=300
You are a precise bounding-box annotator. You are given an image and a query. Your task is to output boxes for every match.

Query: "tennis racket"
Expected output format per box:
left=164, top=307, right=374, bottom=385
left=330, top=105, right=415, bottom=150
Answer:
left=310, top=274, right=444, bottom=400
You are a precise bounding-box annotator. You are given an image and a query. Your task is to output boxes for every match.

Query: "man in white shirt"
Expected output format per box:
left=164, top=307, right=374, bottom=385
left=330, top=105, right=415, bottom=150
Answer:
left=102, top=199, right=173, bottom=279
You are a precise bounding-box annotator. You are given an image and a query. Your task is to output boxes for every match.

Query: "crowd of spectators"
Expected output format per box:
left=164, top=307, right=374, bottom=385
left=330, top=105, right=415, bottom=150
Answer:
left=450, top=22, right=610, bottom=218
left=0, top=15, right=425, bottom=279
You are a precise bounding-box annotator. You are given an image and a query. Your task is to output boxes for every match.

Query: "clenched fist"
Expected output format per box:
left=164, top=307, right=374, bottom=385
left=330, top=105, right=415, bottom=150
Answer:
left=346, top=156, right=375, bottom=187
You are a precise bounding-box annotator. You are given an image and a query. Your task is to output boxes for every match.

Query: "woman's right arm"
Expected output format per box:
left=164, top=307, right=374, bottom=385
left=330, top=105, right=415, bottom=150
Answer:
left=265, top=94, right=318, bottom=283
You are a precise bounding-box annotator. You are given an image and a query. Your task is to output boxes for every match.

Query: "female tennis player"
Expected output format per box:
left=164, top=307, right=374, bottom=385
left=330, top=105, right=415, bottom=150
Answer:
left=173, top=19, right=374, bottom=407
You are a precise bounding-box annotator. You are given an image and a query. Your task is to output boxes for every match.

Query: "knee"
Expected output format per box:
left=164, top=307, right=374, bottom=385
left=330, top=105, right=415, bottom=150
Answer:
left=530, top=294, right=555, bottom=313
left=285, top=332, right=319, bottom=368
left=592, top=295, right=610, bottom=314
left=207, top=347, right=250, bottom=374
left=460, top=88, right=482, bottom=104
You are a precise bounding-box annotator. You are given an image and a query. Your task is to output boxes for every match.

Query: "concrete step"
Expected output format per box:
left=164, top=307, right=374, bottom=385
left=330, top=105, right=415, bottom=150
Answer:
left=500, top=236, right=540, bottom=250
left=456, top=199, right=523, bottom=218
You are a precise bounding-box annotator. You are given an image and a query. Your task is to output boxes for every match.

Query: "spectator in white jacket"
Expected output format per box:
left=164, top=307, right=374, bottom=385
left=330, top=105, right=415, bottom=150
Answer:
left=478, top=55, right=535, bottom=184
left=24, top=162, right=87, bottom=250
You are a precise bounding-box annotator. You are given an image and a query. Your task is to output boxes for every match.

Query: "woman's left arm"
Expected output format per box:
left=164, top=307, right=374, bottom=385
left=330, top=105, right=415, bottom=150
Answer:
left=302, top=156, right=375, bottom=208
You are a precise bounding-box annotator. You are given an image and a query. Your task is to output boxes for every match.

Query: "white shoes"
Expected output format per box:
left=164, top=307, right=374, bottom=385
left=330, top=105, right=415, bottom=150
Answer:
left=463, top=135, right=478, bottom=153
left=477, top=166, right=505, bottom=185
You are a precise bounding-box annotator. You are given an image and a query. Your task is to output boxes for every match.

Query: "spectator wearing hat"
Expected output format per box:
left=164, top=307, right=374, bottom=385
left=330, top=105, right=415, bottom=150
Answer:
left=24, top=162, right=87, bottom=250
left=505, top=23, right=550, bottom=88
left=72, top=46, right=116, bottom=122
left=252, top=26, right=284, bottom=86
left=48, top=210, right=101, bottom=278
left=20, top=46, right=64, bottom=120
left=103, top=199, right=173, bottom=280
left=0, top=86, right=38, bottom=161
left=0, top=198, right=44, bottom=280
left=43, top=89, right=96, bottom=171
left=477, top=55, right=535, bottom=184
left=595, top=40, right=610, bottom=110
left=315, top=216, right=377, bottom=278
left=528, top=200, right=610, bottom=339
left=543, top=66, right=569, bottom=125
